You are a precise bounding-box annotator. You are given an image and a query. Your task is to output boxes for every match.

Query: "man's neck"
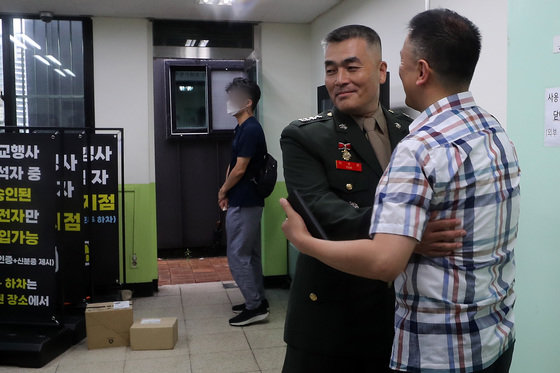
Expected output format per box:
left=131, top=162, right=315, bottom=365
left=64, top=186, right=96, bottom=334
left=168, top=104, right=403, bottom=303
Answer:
left=418, top=85, right=469, bottom=112
left=235, top=110, right=253, bottom=125
left=345, top=102, right=380, bottom=119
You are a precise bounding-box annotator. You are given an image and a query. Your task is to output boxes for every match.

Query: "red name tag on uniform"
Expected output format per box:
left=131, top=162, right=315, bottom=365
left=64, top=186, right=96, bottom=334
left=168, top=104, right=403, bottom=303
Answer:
left=335, top=160, right=363, bottom=172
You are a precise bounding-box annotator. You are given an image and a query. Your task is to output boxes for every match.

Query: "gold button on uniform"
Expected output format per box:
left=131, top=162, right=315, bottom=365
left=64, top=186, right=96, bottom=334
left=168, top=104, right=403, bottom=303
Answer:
left=346, top=183, right=353, bottom=191
left=309, top=293, right=318, bottom=302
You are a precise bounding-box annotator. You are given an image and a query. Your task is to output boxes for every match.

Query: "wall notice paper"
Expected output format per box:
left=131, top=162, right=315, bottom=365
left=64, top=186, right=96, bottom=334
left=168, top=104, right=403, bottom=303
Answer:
left=545, top=87, right=560, bottom=147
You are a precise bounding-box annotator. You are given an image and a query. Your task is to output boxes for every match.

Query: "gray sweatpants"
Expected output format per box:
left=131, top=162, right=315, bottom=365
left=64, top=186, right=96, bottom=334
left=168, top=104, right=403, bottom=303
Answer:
left=225, top=205, right=266, bottom=310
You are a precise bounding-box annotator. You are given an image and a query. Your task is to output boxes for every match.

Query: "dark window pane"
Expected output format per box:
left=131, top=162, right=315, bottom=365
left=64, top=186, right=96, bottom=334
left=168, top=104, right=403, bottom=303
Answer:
left=171, top=68, right=209, bottom=133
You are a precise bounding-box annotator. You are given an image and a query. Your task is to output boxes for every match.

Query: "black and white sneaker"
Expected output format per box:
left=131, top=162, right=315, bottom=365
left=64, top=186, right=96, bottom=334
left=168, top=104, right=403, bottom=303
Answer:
left=232, top=298, right=269, bottom=314
left=229, top=302, right=269, bottom=326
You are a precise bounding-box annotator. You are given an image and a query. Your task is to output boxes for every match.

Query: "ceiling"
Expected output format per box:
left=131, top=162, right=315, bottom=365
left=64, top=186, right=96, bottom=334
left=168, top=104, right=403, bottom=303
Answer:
left=0, top=0, right=343, bottom=24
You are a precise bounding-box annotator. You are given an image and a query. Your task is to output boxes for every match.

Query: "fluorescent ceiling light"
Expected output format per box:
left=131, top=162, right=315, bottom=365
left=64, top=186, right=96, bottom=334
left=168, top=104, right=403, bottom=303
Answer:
left=46, top=55, right=62, bottom=66
left=185, top=39, right=197, bottom=47
left=18, top=34, right=41, bottom=50
left=199, top=40, right=209, bottom=47
left=34, top=55, right=50, bottom=66
left=63, top=69, right=76, bottom=77
left=198, top=0, right=234, bottom=6
left=9, top=35, right=27, bottom=50
left=54, top=68, right=66, bottom=77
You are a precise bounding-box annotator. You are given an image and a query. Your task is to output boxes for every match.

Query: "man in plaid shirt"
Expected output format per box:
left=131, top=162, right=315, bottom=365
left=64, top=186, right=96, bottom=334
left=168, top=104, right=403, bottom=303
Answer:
left=281, top=8, right=519, bottom=373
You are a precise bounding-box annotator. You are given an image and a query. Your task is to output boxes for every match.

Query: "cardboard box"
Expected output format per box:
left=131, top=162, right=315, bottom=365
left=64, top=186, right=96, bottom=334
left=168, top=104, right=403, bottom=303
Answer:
left=85, top=301, right=133, bottom=349
left=130, top=317, right=178, bottom=350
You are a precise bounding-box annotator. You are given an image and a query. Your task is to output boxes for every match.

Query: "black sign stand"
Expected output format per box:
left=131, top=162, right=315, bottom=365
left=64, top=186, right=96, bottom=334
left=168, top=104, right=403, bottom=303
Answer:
left=0, top=127, right=125, bottom=368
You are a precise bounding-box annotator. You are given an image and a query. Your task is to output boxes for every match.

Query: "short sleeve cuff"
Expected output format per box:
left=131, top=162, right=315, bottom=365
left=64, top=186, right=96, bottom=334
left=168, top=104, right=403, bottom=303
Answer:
left=369, top=222, right=423, bottom=241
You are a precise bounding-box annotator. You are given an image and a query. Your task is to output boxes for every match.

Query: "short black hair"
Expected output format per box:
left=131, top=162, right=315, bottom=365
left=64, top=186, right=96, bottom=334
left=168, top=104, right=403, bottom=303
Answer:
left=226, top=77, right=261, bottom=111
left=408, top=9, right=481, bottom=86
left=323, top=24, right=382, bottom=53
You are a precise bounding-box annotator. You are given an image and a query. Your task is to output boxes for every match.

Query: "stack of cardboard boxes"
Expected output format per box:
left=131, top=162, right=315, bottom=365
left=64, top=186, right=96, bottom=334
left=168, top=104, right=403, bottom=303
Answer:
left=85, top=301, right=178, bottom=350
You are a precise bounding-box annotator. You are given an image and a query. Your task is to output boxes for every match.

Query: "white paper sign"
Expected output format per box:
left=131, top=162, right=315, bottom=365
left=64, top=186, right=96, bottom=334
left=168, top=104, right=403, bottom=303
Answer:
left=544, top=87, right=560, bottom=147
left=113, top=300, right=130, bottom=309
left=553, top=35, right=560, bottom=54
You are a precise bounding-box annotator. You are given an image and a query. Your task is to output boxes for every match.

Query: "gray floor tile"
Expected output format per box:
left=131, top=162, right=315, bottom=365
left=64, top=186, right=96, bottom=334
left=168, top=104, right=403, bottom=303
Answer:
left=190, top=350, right=258, bottom=373
left=179, top=282, right=225, bottom=294
left=124, top=355, right=190, bottom=373
left=244, top=328, right=286, bottom=349
left=183, top=303, right=234, bottom=320
left=155, top=285, right=181, bottom=297
left=253, top=346, right=287, bottom=370
left=133, top=295, right=182, bottom=310
left=185, top=316, right=239, bottom=336
left=57, top=342, right=126, bottom=367
left=56, top=360, right=125, bottom=373
left=181, top=289, right=231, bottom=306
left=0, top=365, right=58, bottom=373
left=187, top=330, right=250, bottom=354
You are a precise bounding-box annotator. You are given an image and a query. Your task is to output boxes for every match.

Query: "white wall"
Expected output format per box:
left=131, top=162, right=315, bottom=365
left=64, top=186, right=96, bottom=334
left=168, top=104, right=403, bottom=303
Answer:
left=432, top=0, right=508, bottom=126
left=310, top=0, right=508, bottom=125
left=92, top=17, right=155, bottom=184
left=259, top=23, right=315, bottom=181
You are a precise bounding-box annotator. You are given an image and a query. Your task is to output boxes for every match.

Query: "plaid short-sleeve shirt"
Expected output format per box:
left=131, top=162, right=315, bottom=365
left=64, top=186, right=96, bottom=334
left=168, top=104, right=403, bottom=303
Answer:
left=370, top=92, right=520, bottom=372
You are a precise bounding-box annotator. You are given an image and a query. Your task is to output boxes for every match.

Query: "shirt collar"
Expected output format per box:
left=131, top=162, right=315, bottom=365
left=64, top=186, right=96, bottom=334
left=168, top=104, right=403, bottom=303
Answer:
left=409, top=91, right=476, bottom=134
left=350, top=102, right=385, bottom=132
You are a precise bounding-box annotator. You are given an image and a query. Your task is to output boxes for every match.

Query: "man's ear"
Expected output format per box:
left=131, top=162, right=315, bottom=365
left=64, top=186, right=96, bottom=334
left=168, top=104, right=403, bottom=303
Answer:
left=246, top=98, right=254, bottom=111
left=378, top=61, right=388, bottom=85
left=416, top=59, right=431, bottom=86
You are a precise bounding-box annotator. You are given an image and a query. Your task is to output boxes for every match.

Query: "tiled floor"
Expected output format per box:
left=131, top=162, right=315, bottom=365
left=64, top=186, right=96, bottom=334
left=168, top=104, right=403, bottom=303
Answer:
left=1, top=282, right=288, bottom=373
left=158, top=257, right=234, bottom=285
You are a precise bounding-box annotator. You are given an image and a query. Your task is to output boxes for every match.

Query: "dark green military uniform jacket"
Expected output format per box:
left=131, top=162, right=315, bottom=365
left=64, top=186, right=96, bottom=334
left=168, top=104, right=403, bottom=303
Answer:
left=280, top=106, right=412, bottom=358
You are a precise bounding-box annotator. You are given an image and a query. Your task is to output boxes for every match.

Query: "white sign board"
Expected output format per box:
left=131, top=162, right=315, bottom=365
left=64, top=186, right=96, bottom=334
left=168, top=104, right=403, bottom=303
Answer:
left=553, top=35, right=560, bottom=54
left=545, top=87, right=560, bottom=147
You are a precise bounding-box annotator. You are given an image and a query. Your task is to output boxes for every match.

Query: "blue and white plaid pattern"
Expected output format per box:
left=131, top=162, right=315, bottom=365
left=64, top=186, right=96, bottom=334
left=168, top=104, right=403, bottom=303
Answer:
left=370, top=92, right=520, bottom=372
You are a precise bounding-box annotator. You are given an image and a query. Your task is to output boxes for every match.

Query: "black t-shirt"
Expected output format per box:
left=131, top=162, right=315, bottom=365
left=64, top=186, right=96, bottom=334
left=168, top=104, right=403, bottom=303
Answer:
left=227, top=116, right=267, bottom=207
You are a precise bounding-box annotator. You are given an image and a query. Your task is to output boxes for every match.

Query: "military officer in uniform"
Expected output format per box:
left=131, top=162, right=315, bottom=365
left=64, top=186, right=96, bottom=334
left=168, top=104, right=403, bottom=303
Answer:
left=280, top=25, right=465, bottom=372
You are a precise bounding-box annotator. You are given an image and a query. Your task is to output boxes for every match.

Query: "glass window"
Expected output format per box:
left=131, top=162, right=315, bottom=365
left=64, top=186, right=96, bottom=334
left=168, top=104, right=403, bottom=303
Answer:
left=1, top=17, right=90, bottom=128
left=11, top=18, right=85, bottom=127
left=170, top=67, right=209, bottom=134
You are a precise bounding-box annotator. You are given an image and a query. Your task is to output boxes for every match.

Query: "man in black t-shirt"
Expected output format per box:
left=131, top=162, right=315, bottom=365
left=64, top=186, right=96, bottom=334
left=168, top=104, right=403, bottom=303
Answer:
left=218, top=78, right=269, bottom=326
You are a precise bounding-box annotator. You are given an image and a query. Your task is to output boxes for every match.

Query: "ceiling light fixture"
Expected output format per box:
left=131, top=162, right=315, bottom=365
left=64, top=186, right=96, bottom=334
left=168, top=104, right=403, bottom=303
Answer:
left=18, top=34, right=42, bottom=50
left=199, top=40, right=210, bottom=47
left=34, top=55, right=50, bottom=66
left=54, top=68, right=66, bottom=77
left=185, top=39, right=197, bottom=47
left=9, top=35, right=27, bottom=50
left=63, top=69, right=76, bottom=77
left=197, top=0, right=234, bottom=6
left=46, top=55, right=62, bottom=65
